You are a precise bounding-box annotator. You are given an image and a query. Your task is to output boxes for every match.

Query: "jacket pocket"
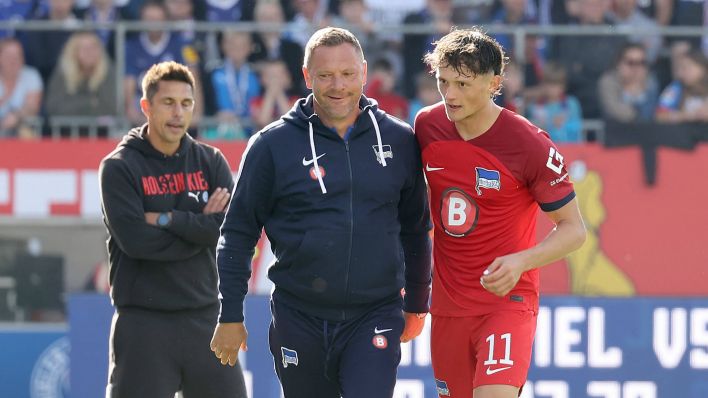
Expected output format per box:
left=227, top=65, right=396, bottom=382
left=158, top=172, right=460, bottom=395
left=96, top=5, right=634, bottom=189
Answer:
left=272, top=230, right=350, bottom=306
left=347, top=230, right=403, bottom=305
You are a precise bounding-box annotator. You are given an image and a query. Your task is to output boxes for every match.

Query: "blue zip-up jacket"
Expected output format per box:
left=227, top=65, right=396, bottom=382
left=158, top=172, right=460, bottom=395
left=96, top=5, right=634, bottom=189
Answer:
left=217, top=94, right=432, bottom=322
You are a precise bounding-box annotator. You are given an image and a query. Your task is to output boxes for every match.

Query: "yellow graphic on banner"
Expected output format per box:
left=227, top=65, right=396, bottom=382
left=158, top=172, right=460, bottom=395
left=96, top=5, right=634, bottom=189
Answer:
left=567, top=161, right=635, bottom=296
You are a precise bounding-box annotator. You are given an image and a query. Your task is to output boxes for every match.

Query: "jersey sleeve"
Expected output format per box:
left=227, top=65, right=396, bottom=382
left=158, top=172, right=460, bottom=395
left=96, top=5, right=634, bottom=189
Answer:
left=524, top=130, right=576, bottom=212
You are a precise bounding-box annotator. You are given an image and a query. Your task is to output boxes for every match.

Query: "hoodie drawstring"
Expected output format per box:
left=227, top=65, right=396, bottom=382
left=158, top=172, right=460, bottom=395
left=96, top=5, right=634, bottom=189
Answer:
left=308, top=121, right=328, bottom=194
left=367, top=109, right=387, bottom=167
left=307, top=109, right=387, bottom=195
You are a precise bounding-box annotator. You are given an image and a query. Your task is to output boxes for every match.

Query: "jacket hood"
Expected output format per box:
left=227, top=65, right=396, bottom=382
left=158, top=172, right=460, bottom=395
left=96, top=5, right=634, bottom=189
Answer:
left=282, top=94, right=388, bottom=137
left=118, top=124, right=194, bottom=159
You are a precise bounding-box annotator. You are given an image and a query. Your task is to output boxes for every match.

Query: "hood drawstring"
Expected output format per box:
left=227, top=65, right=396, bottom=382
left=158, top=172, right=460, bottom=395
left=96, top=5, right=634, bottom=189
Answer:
left=367, top=109, right=387, bottom=167
left=307, top=109, right=387, bottom=195
left=308, top=121, right=328, bottom=194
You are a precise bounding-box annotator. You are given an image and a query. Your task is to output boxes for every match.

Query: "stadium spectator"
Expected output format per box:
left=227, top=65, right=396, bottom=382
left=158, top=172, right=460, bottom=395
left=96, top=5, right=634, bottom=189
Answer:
left=0, top=0, right=46, bottom=38
left=365, top=0, right=425, bottom=44
left=211, top=27, right=432, bottom=398
left=656, top=49, right=708, bottom=123
left=409, top=71, right=440, bottom=125
left=205, top=0, right=256, bottom=22
left=287, top=0, right=330, bottom=48
left=99, top=61, right=248, bottom=398
left=495, top=60, right=526, bottom=114
left=0, top=38, right=42, bottom=138
left=123, top=0, right=202, bottom=125
left=526, top=61, right=584, bottom=143
left=544, top=0, right=580, bottom=24
left=452, top=0, right=496, bottom=24
left=21, top=0, right=79, bottom=84
left=248, top=0, right=306, bottom=96
left=632, top=0, right=673, bottom=26
left=490, top=0, right=538, bottom=57
left=332, top=0, right=384, bottom=60
left=402, top=0, right=456, bottom=98
left=208, top=30, right=261, bottom=139
left=202, top=0, right=255, bottom=73
left=78, top=0, right=129, bottom=57
left=365, top=57, right=409, bottom=120
left=249, top=59, right=297, bottom=129
left=489, top=0, right=545, bottom=87
left=549, top=0, right=626, bottom=118
left=415, top=28, right=585, bottom=398
left=610, top=0, right=662, bottom=62
left=599, top=43, right=659, bottom=122
left=44, top=31, right=117, bottom=136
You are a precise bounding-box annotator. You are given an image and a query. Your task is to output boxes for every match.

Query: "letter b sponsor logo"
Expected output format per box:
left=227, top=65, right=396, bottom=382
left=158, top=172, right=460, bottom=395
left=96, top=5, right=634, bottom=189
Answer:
left=441, top=188, right=478, bottom=237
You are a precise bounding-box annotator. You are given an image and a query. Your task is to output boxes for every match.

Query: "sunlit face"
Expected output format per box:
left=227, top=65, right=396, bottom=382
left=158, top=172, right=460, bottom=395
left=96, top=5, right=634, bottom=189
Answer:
left=543, top=81, right=566, bottom=101
left=165, top=0, right=192, bottom=20
left=260, top=61, right=292, bottom=89
left=303, top=43, right=367, bottom=128
left=49, top=0, right=75, bottom=18
left=676, top=56, right=707, bottom=88
left=141, top=80, right=194, bottom=150
left=295, top=0, right=319, bottom=19
left=141, top=5, right=167, bottom=39
left=222, top=32, right=251, bottom=65
left=75, top=34, right=102, bottom=72
left=578, top=0, right=609, bottom=24
left=618, top=48, right=648, bottom=83
left=255, top=2, right=284, bottom=24
left=435, top=65, right=500, bottom=123
left=340, top=0, right=365, bottom=23
left=501, top=0, right=527, bottom=17
left=0, top=41, right=24, bottom=77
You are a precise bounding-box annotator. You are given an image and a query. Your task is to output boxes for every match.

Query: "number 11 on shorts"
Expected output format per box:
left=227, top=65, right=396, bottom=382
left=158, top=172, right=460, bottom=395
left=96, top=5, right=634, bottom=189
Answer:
left=484, top=333, right=514, bottom=366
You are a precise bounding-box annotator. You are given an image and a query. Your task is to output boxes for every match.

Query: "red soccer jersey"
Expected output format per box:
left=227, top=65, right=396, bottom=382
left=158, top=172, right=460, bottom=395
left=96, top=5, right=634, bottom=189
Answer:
left=415, top=103, right=575, bottom=317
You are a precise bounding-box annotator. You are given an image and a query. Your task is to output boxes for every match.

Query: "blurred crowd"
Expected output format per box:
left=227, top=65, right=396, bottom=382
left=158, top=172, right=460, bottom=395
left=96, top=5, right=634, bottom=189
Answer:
left=2, top=0, right=708, bottom=142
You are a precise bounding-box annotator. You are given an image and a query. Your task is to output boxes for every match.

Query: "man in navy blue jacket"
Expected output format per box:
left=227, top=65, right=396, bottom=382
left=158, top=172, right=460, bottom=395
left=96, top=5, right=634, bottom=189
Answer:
left=210, top=27, right=432, bottom=398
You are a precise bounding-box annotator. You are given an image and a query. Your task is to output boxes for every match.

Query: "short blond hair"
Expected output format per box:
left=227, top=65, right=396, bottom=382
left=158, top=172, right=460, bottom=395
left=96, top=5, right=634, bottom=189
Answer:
left=303, top=27, right=364, bottom=68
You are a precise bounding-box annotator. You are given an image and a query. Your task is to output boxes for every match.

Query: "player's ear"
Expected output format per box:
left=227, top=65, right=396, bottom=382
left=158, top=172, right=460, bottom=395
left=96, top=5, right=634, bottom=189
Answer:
left=489, top=75, right=503, bottom=97
left=303, top=66, right=313, bottom=90
left=362, top=59, right=367, bottom=86
left=140, top=97, right=150, bottom=118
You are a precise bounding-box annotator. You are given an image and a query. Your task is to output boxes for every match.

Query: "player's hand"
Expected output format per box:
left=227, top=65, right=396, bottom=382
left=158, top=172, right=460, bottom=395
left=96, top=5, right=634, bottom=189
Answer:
left=210, top=322, right=248, bottom=367
left=480, top=253, right=527, bottom=297
left=203, top=187, right=230, bottom=214
left=400, top=312, right=426, bottom=343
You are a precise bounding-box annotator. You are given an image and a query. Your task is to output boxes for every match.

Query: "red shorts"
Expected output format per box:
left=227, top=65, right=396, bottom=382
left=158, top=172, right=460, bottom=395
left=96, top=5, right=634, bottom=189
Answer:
left=431, top=310, right=537, bottom=397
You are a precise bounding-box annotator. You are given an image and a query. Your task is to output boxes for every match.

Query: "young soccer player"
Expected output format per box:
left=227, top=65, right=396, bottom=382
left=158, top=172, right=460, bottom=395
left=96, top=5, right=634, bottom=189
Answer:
left=414, top=28, right=587, bottom=397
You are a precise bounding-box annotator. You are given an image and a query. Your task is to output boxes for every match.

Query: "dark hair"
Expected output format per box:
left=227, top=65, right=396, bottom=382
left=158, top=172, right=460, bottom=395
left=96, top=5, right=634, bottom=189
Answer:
left=303, top=27, right=364, bottom=68
left=141, top=61, right=195, bottom=102
left=423, top=27, right=507, bottom=78
left=683, top=48, right=708, bottom=71
left=615, top=42, right=647, bottom=67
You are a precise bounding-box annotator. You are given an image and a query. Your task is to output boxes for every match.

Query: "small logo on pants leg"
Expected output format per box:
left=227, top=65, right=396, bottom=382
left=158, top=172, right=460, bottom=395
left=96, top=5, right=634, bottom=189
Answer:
left=435, top=379, right=450, bottom=396
left=372, top=335, right=388, bottom=349
left=281, top=347, right=298, bottom=368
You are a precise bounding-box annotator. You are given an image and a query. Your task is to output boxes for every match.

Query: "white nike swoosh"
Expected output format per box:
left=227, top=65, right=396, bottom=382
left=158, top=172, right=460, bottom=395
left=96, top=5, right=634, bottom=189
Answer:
left=486, top=366, right=511, bottom=375
left=374, top=327, right=393, bottom=334
left=425, top=163, right=444, bottom=172
left=302, top=153, right=326, bottom=166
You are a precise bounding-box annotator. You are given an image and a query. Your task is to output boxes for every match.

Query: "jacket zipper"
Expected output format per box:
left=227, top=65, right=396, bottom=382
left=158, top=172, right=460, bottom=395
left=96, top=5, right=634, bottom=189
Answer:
left=343, top=140, right=353, bottom=320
